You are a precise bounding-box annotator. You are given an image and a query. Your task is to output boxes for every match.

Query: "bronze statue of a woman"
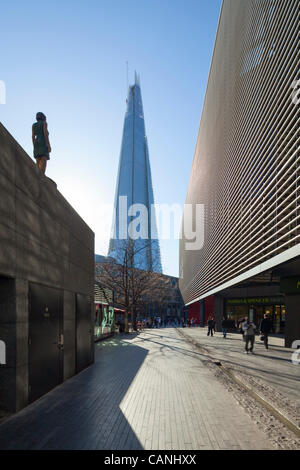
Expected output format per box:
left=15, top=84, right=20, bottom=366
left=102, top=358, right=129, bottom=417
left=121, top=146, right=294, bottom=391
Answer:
left=32, top=112, right=51, bottom=174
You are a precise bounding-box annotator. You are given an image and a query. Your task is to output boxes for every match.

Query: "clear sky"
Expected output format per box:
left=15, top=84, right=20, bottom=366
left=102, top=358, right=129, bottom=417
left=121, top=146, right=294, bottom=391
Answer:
left=0, top=0, right=222, bottom=277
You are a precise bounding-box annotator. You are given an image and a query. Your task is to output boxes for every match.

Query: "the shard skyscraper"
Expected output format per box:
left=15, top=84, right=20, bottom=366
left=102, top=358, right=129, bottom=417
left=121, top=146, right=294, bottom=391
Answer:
left=108, top=73, right=162, bottom=273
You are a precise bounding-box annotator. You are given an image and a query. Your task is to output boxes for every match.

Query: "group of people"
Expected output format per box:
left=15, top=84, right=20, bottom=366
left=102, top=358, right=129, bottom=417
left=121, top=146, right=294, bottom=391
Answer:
left=134, top=317, right=195, bottom=330
left=136, top=320, right=146, bottom=331
left=187, top=317, right=198, bottom=327
left=143, top=317, right=183, bottom=328
left=206, top=314, right=273, bottom=354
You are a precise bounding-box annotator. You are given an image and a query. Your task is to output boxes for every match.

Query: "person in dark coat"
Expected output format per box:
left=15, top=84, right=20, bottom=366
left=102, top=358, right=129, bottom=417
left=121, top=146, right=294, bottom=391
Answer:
left=207, top=316, right=215, bottom=337
left=259, top=314, right=272, bottom=349
left=221, top=317, right=228, bottom=338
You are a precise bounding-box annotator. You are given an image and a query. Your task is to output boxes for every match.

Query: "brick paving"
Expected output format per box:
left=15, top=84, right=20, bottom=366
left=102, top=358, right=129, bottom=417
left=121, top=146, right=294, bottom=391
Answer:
left=179, top=327, right=300, bottom=407
left=0, top=329, right=274, bottom=450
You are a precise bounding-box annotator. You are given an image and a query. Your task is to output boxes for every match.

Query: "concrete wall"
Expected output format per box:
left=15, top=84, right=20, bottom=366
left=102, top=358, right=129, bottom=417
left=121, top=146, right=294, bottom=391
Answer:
left=0, top=123, right=94, bottom=413
left=213, top=296, right=224, bottom=332
left=284, top=295, right=300, bottom=348
left=0, top=278, right=16, bottom=412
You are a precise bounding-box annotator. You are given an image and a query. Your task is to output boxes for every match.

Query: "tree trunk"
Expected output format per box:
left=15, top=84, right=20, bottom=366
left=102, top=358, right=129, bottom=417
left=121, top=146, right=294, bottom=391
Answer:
left=132, top=306, right=137, bottom=331
left=125, top=308, right=129, bottom=333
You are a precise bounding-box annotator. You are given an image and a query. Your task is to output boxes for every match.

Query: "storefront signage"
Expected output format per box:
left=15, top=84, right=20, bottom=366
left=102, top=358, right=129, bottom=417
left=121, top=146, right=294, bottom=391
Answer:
left=227, top=296, right=284, bottom=306
left=280, top=277, right=300, bottom=295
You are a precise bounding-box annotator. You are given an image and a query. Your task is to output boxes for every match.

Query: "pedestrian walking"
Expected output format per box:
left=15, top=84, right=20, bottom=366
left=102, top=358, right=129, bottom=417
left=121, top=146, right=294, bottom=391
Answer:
left=221, top=317, right=227, bottom=338
left=259, top=314, right=272, bottom=349
left=32, top=112, right=51, bottom=174
left=242, top=317, right=256, bottom=354
left=207, top=316, right=215, bottom=337
left=119, top=319, right=125, bottom=333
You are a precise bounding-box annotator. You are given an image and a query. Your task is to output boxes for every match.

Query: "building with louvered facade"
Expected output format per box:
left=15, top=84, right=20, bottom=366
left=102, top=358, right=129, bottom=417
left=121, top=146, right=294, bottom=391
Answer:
left=179, top=0, right=300, bottom=346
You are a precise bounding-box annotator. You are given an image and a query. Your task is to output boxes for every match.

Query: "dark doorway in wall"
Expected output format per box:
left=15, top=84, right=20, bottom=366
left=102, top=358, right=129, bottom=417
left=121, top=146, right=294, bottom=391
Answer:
left=0, top=277, right=15, bottom=414
left=0, top=276, right=15, bottom=322
left=76, top=294, right=92, bottom=373
left=28, top=283, right=63, bottom=403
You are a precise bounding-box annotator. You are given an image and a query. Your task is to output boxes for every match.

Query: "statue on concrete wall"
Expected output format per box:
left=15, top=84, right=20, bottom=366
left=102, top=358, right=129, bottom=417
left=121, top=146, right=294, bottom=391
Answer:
left=32, top=112, right=51, bottom=174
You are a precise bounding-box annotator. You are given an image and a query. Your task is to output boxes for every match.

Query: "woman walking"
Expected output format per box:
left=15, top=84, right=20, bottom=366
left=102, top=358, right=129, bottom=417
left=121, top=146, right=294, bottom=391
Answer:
left=32, top=112, right=51, bottom=174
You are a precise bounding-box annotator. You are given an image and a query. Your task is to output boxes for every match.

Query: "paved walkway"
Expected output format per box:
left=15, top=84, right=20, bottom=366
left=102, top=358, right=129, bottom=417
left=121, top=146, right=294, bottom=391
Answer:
left=0, top=329, right=274, bottom=450
left=178, top=327, right=300, bottom=408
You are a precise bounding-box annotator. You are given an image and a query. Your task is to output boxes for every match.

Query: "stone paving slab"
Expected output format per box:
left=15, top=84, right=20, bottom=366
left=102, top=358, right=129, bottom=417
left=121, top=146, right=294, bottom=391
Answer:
left=178, top=327, right=300, bottom=407
left=0, top=329, right=274, bottom=450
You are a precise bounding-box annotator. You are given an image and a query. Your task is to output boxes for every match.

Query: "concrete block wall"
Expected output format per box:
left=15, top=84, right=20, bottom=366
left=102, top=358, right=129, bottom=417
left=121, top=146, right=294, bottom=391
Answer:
left=63, top=290, right=76, bottom=381
left=0, top=278, right=16, bottom=412
left=284, top=295, right=300, bottom=348
left=213, top=295, right=224, bottom=332
left=0, top=123, right=94, bottom=412
left=0, top=124, right=94, bottom=292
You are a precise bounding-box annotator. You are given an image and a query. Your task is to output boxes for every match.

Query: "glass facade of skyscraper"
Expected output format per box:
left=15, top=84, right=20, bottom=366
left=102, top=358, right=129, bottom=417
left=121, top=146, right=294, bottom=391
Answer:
left=108, top=74, right=162, bottom=273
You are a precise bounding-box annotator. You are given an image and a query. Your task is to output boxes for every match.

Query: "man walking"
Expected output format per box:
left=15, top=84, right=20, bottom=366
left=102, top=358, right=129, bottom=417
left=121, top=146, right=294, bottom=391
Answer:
left=242, top=317, right=256, bottom=354
left=259, top=314, right=272, bottom=349
left=221, top=317, right=228, bottom=338
left=207, top=316, right=215, bottom=337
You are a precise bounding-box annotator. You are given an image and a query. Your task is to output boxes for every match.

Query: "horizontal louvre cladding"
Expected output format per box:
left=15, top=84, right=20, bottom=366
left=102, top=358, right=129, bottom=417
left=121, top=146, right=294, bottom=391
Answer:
left=179, top=0, right=300, bottom=305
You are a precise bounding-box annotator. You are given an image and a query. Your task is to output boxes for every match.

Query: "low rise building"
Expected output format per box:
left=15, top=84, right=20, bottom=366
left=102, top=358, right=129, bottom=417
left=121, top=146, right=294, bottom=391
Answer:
left=0, top=123, right=94, bottom=414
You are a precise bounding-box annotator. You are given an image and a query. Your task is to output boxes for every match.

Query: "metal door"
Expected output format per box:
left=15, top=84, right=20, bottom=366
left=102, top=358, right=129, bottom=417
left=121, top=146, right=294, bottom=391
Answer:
left=28, top=283, right=63, bottom=403
left=76, top=294, right=92, bottom=373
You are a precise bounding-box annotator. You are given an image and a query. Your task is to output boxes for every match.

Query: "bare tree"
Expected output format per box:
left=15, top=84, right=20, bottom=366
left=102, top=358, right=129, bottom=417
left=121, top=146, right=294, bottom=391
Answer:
left=135, top=273, right=174, bottom=324
left=97, top=239, right=162, bottom=333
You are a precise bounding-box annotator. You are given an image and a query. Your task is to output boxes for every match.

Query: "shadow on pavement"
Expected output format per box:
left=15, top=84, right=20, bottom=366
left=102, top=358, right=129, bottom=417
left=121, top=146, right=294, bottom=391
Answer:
left=135, top=332, right=209, bottom=363
left=0, top=337, right=148, bottom=450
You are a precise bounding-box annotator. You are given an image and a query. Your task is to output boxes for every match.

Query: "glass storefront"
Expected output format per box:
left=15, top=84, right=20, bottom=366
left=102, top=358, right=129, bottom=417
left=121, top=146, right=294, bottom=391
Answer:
left=225, top=296, right=285, bottom=334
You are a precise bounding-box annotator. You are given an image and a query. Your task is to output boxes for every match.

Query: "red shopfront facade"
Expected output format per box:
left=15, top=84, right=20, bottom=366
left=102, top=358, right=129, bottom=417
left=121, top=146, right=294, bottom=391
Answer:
left=188, top=296, right=214, bottom=326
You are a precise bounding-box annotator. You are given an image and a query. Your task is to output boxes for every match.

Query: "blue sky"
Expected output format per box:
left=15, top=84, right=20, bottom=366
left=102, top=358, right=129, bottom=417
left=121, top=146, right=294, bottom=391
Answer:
left=0, top=0, right=221, bottom=276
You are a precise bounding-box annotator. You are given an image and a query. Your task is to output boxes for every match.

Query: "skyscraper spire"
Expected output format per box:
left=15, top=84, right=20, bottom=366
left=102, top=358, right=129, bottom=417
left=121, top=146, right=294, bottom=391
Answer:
left=134, top=70, right=140, bottom=86
left=108, top=76, right=162, bottom=273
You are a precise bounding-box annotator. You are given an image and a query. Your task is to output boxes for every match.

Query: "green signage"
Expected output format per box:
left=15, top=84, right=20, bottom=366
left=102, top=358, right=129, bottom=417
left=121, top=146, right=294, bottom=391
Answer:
left=227, top=296, right=284, bottom=306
